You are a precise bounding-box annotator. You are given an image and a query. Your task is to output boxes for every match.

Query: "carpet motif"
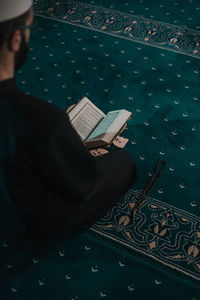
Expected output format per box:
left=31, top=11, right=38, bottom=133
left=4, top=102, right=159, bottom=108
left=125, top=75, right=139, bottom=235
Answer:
left=90, top=189, right=200, bottom=281
left=33, top=0, right=200, bottom=58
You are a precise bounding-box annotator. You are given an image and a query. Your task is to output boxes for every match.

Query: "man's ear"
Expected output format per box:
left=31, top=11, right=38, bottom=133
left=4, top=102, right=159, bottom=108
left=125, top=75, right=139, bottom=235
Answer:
left=9, top=30, right=21, bottom=52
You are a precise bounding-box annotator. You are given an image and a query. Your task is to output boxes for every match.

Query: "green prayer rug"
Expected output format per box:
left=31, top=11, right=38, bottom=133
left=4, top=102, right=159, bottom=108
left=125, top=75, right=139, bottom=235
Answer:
left=1, top=0, right=200, bottom=299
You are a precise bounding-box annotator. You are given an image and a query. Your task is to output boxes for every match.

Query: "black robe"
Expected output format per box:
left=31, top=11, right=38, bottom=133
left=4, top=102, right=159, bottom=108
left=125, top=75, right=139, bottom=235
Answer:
left=0, top=78, right=137, bottom=239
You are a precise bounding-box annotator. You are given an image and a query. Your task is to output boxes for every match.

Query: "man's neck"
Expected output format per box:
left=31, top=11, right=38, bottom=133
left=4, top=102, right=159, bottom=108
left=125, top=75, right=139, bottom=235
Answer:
left=0, top=52, right=15, bottom=82
left=0, top=70, right=14, bottom=82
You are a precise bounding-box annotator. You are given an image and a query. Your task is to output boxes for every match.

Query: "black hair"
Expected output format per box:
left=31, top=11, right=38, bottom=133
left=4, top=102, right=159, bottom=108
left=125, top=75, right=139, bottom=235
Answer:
left=0, top=8, right=31, bottom=50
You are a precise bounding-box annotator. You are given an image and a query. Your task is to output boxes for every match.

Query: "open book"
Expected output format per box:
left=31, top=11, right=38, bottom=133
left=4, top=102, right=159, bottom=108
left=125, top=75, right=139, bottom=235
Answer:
left=68, top=97, right=133, bottom=149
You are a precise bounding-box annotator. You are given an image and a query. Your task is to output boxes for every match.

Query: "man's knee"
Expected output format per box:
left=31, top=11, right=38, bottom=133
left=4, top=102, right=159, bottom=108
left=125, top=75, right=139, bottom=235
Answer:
left=120, top=149, right=138, bottom=188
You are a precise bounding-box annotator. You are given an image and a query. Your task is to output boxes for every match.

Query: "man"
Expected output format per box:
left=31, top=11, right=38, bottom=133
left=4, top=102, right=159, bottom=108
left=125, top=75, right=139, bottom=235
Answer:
left=0, top=0, right=138, bottom=240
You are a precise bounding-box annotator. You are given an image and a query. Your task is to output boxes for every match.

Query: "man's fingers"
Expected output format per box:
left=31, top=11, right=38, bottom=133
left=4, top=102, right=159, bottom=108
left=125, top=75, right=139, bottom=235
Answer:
left=96, top=148, right=109, bottom=155
left=112, top=136, right=129, bottom=148
left=89, top=149, right=98, bottom=156
left=66, top=104, right=76, bottom=114
left=118, top=123, right=127, bottom=135
left=89, top=148, right=109, bottom=156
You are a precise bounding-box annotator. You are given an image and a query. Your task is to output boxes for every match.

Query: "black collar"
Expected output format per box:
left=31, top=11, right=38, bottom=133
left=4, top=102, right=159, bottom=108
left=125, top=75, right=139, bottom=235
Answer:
left=0, top=77, right=18, bottom=92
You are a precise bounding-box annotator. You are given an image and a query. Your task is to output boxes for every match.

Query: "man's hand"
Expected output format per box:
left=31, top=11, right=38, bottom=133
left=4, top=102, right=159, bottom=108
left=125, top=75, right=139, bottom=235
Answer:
left=118, top=122, right=127, bottom=135
left=89, top=148, right=109, bottom=156
left=112, top=135, right=129, bottom=148
left=118, top=115, right=132, bottom=135
left=66, top=104, right=76, bottom=114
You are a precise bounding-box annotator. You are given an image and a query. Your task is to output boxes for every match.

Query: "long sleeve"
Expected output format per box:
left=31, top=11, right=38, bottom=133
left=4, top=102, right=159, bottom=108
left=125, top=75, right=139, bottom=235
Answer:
left=39, top=110, right=102, bottom=205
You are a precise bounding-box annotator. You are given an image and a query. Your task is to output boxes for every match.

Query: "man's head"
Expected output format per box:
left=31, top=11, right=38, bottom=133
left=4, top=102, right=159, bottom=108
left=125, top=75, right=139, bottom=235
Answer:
left=0, top=0, right=34, bottom=80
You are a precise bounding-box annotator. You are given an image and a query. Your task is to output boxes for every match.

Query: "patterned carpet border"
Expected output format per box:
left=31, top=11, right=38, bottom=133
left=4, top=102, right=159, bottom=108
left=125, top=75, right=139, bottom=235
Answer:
left=33, top=0, right=200, bottom=59
left=89, top=189, right=200, bottom=281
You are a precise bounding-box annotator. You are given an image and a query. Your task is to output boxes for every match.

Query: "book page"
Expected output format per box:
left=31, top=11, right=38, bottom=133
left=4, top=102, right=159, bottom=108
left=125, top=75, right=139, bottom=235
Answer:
left=68, top=97, right=105, bottom=121
left=86, top=109, right=132, bottom=141
left=68, top=97, right=105, bottom=141
left=105, top=109, right=132, bottom=133
left=86, top=111, right=119, bottom=141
